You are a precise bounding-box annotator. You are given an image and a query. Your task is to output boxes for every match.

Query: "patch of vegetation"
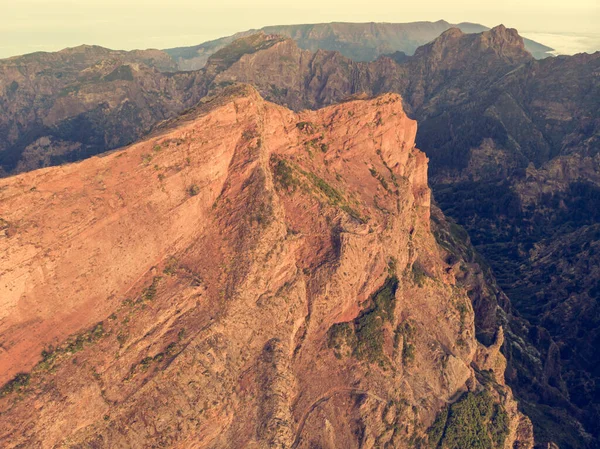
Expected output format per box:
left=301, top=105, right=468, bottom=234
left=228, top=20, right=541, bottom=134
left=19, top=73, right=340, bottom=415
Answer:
left=296, top=121, right=317, bottom=133
left=327, top=277, right=399, bottom=364
left=271, top=157, right=299, bottom=192
left=271, top=155, right=363, bottom=221
left=427, top=406, right=449, bottom=449
left=242, top=128, right=257, bottom=141
left=455, top=299, right=469, bottom=333
left=427, top=390, right=510, bottom=449
left=163, top=257, right=179, bottom=275
left=140, top=276, right=162, bottom=302
left=305, top=172, right=344, bottom=203
left=327, top=323, right=357, bottom=359
left=387, top=257, right=398, bottom=276
left=8, top=80, right=19, bottom=93
left=39, top=322, right=105, bottom=371
left=489, top=403, right=510, bottom=447
left=369, top=166, right=390, bottom=191
left=0, top=321, right=107, bottom=396
left=188, top=184, right=200, bottom=196
left=0, top=373, right=30, bottom=397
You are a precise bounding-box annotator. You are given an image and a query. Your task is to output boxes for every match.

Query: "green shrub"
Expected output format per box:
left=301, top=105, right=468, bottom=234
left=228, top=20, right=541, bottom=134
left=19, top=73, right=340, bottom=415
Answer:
left=141, top=277, right=161, bottom=301
left=427, top=390, right=509, bottom=449
left=272, top=158, right=298, bottom=192
left=296, top=121, right=316, bottom=133
left=489, top=403, right=510, bottom=447
left=0, top=373, right=30, bottom=397
left=188, top=184, right=200, bottom=196
left=327, top=277, right=398, bottom=363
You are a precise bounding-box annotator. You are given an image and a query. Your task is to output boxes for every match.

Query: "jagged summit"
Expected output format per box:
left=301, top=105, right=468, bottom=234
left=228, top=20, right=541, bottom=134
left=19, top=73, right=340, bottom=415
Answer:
left=414, top=24, right=531, bottom=62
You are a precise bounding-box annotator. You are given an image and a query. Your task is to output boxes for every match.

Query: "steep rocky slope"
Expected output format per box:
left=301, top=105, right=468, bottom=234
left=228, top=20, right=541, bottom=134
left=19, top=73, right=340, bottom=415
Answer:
left=165, top=21, right=553, bottom=70
left=0, top=86, right=532, bottom=448
left=200, top=28, right=600, bottom=446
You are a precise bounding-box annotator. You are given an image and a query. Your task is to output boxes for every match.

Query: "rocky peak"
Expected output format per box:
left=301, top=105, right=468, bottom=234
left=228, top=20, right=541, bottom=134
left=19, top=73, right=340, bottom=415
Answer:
left=479, top=24, right=530, bottom=59
left=412, top=27, right=464, bottom=59
left=413, top=24, right=531, bottom=64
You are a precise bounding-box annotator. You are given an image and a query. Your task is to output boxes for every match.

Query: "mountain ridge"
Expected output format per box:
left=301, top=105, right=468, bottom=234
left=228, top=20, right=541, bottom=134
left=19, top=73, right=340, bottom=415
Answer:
left=164, top=21, right=554, bottom=70
left=0, top=86, right=533, bottom=449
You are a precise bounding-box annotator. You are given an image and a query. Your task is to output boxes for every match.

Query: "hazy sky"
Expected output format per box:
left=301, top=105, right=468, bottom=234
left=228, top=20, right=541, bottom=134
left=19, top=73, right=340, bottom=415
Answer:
left=1, top=0, right=599, bottom=58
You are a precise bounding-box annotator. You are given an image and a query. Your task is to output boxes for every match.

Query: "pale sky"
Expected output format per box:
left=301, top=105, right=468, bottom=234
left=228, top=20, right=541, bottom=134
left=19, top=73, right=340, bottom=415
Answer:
left=1, top=0, right=599, bottom=58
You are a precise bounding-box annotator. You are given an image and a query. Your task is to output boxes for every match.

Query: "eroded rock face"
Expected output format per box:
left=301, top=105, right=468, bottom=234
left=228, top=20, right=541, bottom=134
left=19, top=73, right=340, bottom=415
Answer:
left=207, top=30, right=599, bottom=445
left=0, top=87, right=529, bottom=448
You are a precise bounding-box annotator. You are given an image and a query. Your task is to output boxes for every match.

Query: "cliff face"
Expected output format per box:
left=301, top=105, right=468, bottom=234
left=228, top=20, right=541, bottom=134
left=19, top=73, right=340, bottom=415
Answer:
left=0, top=86, right=530, bottom=448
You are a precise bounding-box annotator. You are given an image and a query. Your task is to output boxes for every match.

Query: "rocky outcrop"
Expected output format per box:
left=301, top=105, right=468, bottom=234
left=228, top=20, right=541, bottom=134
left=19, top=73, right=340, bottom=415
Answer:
left=0, top=86, right=530, bottom=448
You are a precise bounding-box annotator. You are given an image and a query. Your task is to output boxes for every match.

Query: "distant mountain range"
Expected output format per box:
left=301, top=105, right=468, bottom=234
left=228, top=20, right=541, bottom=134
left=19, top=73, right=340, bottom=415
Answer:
left=164, top=20, right=555, bottom=70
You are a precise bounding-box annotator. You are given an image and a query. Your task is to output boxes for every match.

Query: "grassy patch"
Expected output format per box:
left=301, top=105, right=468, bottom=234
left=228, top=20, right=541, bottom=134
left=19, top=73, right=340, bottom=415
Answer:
left=369, top=166, right=390, bottom=191
left=0, top=373, right=30, bottom=397
left=271, top=157, right=299, bottom=192
left=395, top=320, right=416, bottom=365
left=427, top=390, right=509, bottom=449
left=163, top=257, right=179, bottom=275
left=411, top=262, right=430, bottom=287
left=296, top=121, right=317, bottom=133
left=0, top=321, right=106, bottom=397
left=271, top=156, right=363, bottom=221
left=327, top=277, right=399, bottom=364
left=140, top=276, right=162, bottom=301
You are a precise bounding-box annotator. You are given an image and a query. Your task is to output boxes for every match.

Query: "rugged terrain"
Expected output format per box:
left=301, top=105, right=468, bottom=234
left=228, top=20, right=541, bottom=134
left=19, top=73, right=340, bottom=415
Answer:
left=0, top=86, right=533, bottom=448
left=0, top=45, right=206, bottom=176
left=1, top=24, right=598, bottom=447
left=189, top=29, right=599, bottom=446
left=165, top=20, right=553, bottom=70
left=0, top=26, right=558, bottom=178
